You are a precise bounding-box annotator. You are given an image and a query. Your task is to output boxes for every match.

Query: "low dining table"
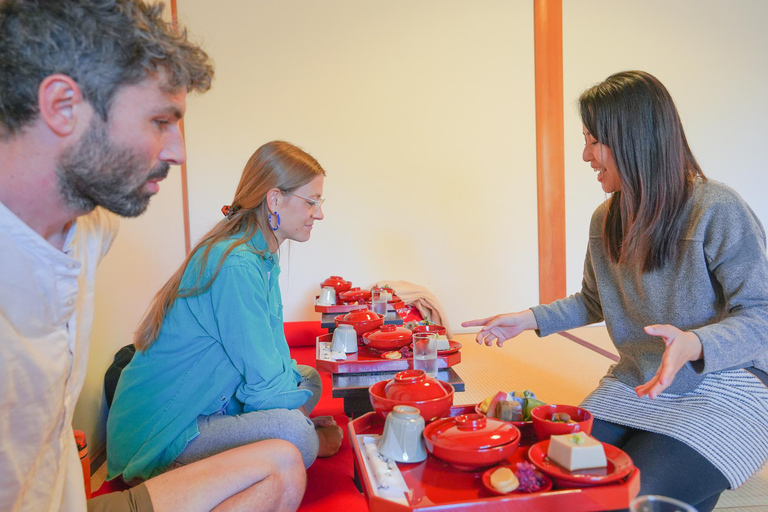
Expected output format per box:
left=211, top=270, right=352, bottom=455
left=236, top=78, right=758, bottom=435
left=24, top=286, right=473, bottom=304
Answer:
left=332, top=367, right=465, bottom=418
left=318, top=310, right=466, bottom=418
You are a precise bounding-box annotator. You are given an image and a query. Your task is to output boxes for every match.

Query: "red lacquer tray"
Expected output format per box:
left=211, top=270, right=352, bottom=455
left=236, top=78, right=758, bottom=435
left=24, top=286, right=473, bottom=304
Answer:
left=314, top=297, right=368, bottom=313
left=316, top=333, right=461, bottom=374
left=314, top=296, right=406, bottom=313
left=349, top=405, right=640, bottom=512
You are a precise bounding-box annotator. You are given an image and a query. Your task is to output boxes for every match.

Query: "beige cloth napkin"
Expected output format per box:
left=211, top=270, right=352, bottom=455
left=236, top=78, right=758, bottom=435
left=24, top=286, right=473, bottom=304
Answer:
left=371, top=280, right=452, bottom=338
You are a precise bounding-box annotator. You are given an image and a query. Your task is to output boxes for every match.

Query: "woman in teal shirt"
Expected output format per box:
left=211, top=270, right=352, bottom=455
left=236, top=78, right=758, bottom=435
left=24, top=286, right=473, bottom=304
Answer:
left=107, top=141, right=342, bottom=482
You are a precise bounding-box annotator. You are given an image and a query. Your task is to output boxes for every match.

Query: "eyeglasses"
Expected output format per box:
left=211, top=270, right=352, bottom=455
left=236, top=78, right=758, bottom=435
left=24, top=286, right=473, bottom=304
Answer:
left=283, top=191, right=325, bottom=215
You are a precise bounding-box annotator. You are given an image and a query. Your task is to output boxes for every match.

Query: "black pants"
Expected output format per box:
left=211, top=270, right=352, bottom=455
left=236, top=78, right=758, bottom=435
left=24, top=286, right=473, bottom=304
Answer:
left=592, top=419, right=729, bottom=512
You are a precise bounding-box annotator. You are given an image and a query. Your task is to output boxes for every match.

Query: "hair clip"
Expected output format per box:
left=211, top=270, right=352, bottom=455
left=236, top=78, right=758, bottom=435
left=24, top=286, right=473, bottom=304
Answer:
left=221, top=204, right=241, bottom=219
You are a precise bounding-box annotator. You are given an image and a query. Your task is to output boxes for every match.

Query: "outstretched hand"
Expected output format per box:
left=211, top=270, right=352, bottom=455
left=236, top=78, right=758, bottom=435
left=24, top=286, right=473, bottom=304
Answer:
left=635, top=324, right=703, bottom=399
left=461, top=310, right=538, bottom=348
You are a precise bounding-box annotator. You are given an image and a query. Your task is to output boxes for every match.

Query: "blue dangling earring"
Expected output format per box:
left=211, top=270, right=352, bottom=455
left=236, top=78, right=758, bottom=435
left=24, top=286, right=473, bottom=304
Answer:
left=268, top=211, right=281, bottom=231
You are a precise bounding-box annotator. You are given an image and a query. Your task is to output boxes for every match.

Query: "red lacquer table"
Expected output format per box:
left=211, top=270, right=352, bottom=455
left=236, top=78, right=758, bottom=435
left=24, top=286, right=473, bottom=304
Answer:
left=349, top=405, right=640, bottom=511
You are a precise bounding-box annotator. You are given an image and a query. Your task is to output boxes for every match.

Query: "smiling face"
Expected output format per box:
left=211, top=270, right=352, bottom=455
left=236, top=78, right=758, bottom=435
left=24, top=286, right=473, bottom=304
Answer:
left=273, top=175, right=325, bottom=245
left=582, top=126, right=621, bottom=194
left=56, top=74, right=186, bottom=216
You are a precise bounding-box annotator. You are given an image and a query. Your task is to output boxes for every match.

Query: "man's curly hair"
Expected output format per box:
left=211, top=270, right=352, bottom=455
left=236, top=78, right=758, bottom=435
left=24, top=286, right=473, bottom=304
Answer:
left=0, top=0, right=214, bottom=138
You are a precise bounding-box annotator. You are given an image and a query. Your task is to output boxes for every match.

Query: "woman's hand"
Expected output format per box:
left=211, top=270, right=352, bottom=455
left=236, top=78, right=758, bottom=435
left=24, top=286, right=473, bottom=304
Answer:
left=461, top=310, right=538, bottom=347
left=312, top=416, right=343, bottom=457
left=635, top=324, right=704, bottom=399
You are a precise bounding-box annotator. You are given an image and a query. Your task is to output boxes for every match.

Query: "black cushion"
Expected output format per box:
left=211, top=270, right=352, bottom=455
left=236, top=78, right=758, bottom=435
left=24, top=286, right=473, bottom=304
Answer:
left=104, top=344, right=136, bottom=410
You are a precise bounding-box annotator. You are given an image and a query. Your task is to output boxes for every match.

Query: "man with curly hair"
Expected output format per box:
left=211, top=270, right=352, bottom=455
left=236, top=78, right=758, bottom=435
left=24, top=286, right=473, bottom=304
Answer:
left=0, top=1, right=306, bottom=511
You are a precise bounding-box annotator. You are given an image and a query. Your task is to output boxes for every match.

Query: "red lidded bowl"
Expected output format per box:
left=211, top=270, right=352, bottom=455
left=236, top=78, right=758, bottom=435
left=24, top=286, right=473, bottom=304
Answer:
left=339, top=287, right=372, bottom=303
left=369, top=377, right=454, bottom=422
left=371, top=285, right=396, bottom=296
left=362, top=325, right=413, bottom=351
left=412, top=324, right=447, bottom=336
left=334, top=308, right=384, bottom=337
left=530, top=404, right=594, bottom=441
left=384, top=369, right=446, bottom=401
left=321, top=275, right=352, bottom=294
left=423, top=413, right=521, bottom=471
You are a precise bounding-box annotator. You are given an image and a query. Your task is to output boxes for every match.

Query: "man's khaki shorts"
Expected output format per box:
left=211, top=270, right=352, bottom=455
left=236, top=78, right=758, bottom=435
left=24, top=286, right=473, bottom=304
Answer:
left=87, top=483, right=153, bottom=512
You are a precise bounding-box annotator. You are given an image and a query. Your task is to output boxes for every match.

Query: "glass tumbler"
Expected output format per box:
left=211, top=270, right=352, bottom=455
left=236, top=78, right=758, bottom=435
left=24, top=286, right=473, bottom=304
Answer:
left=412, top=332, right=438, bottom=377
left=371, top=289, right=389, bottom=317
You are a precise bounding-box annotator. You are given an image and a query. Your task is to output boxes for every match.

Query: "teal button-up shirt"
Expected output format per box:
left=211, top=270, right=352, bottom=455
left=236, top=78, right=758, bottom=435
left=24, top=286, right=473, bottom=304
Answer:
left=106, top=231, right=310, bottom=481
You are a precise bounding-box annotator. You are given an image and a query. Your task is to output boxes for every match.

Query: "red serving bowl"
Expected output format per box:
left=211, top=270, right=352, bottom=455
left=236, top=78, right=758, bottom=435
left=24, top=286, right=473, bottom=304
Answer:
left=321, top=275, right=352, bottom=294
left=384, top=369, right=447, bottom=401
left=339, top=287, right=372, bottom=303
left=334, top=309, right=384, bottom=337
left=362, top=325, right=413, bottom=351
left=531, top=404, right=593, bottom=441
left=369, top=379, right=454, bottom=422
left=412, top=324, right=447, bottom=336
left=423, top=414, right=521, bottom=471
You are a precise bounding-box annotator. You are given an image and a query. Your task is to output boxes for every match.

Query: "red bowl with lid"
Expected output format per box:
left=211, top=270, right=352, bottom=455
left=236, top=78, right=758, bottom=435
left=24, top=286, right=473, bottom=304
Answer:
left=362, top=325, right=413, bottom=351
left=384, top=369, right=446, bottom=401
left=339, top=287, right=372, bottom=303
left=423, top=413, right=521, bottom=471
left=321, top=275, right=352, bottom=294
left=371, top=285, right=397, bottom=296
left=369, top=374, right=454, bottom=422
left=531, top=404, right=593, bottom=441
left=334, top=309, right=383, bottom=337
left=412, top=324, right=447, bottom=336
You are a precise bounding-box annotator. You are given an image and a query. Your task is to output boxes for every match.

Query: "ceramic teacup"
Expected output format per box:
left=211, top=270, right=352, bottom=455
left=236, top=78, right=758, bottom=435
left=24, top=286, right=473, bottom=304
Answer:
left=318, top=286, right=336, bottom=306
left=377, top=405, right=427, bottom=463
left=331, top=324, right=358, bottom=353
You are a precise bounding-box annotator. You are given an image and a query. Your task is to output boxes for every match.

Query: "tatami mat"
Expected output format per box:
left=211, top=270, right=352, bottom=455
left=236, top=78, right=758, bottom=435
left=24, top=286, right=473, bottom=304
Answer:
left=452, top=327, right=768, bottom=511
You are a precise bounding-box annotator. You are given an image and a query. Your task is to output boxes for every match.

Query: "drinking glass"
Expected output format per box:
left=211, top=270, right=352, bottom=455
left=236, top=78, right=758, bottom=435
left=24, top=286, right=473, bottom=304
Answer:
left=630, top=495, right=698, bottom=512
left=412, top=332, right=438, bottom=377
left=371, top=289, right=389, bottom=317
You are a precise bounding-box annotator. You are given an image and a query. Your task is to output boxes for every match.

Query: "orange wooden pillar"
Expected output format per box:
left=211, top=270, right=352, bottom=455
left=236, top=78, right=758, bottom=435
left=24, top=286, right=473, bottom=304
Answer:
left=533, top=0, right=566, bottom=304
left=170, top=0, right=192, bottom=255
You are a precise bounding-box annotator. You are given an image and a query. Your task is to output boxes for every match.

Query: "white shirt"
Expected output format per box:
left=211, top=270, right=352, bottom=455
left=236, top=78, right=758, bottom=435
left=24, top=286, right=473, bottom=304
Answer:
left=0, top=201, right=118, bottom=512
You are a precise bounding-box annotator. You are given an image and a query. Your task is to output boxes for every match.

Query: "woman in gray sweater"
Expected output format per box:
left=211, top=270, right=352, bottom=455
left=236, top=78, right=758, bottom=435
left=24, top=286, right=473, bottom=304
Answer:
left=464, top=70, right=768, bottom=511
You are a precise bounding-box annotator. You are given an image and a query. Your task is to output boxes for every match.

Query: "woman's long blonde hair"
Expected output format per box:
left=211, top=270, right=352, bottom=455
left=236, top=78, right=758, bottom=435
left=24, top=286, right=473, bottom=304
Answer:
left=134, top=140, right=326, bottom=351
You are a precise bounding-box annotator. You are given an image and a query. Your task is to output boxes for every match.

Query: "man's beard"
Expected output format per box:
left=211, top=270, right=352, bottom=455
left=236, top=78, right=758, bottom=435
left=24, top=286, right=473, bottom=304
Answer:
left=56, top=120, right=169, bottom=217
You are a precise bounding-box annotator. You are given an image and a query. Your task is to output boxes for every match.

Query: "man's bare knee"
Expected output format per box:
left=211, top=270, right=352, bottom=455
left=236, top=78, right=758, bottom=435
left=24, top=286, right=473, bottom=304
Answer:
left=260, top=440, right=305, bottom=511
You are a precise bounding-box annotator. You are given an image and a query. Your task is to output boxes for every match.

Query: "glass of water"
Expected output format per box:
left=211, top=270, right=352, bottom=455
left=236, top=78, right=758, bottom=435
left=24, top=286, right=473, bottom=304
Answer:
left=371, top=289, right=389, bottom=317
left=413, top=332, right=438, bottom=377
left=630, top=495, right=698, bottom=512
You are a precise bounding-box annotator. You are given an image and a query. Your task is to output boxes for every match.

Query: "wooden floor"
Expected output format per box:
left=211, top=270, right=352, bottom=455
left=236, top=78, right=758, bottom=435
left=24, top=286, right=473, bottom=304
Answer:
left=93, top=326, right=768, bottom=510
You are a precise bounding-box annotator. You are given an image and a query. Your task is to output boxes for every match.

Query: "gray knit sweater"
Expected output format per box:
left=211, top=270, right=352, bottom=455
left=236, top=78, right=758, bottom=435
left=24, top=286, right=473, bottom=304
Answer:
left=532, top=179, right=768, bottom=394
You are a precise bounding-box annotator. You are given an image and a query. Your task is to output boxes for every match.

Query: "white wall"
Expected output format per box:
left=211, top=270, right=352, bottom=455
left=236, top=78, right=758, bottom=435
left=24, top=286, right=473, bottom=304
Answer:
left=562, top=0, right=768, bottom=295
left=72, top=169, right=188, bottom=451
left=177, top=0, right=540, bottom=331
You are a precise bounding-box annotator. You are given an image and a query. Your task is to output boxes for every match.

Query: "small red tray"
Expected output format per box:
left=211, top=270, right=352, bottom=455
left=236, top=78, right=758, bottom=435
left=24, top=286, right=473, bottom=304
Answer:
left=314, top=296, right=406, bottom=313
left=349, top=405, right=640, bottom=512
left=316, top=333, right=461, bottom=374
left=314, top=297, right=367, bottom=313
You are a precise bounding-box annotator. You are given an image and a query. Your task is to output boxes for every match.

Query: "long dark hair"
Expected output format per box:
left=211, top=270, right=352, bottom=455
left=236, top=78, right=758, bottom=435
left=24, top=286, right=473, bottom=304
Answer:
left=135, top=141, right=325, bottom=351
left=579, top=70, right=705, bottom=272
